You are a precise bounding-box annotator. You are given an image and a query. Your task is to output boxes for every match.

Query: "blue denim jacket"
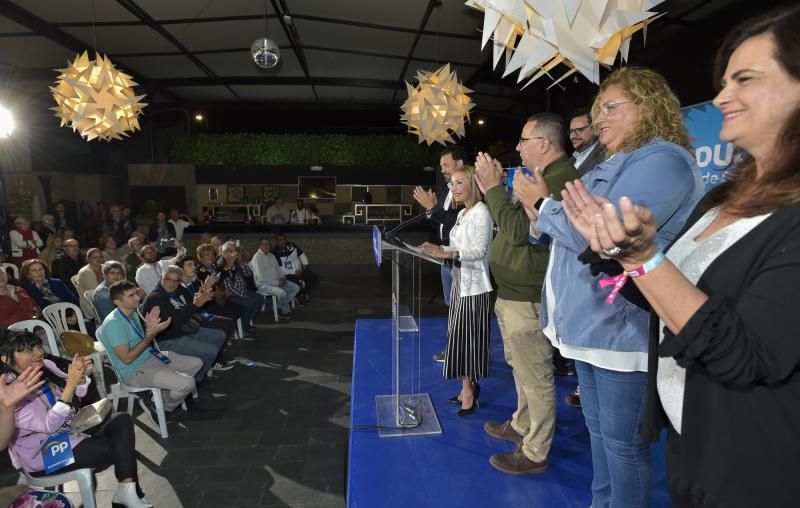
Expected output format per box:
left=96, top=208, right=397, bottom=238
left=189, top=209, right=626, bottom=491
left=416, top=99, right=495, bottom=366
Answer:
left=535, top=139, right=704, bottom=353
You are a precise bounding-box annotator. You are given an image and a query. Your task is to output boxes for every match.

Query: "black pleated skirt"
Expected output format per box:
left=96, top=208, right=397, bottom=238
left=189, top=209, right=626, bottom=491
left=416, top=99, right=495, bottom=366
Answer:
left=443, top=266, right=491, bottom=381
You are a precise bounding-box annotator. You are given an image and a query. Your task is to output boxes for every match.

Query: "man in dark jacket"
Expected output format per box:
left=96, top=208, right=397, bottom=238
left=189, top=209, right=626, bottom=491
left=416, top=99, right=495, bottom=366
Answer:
left=141, top=266, right=227, bottom=383
left=51, top=238, right=85, bottom=295
left=147, top=211, right=177, bottom=257
left=412, top=145, right=464, bottom=362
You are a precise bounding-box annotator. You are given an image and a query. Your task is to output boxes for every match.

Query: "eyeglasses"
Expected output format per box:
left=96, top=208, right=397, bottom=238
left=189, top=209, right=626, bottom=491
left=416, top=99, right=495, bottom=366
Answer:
left=597, top=101, right=632, bottom=116
left=568, top=125, right=591, bottom=136
left=518, top=136, right=545, bottom=145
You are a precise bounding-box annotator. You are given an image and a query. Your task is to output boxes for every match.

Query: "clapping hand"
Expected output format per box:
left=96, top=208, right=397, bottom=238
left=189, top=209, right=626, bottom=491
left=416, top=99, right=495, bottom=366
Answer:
left=66, top=354, right=86, bottom=388
left=0, top=366, right=44, bottom=409
left=143, top=307, right=172, bottom=342
left=413, top=187, right=437, bottom=210
left=562, top=180, right=659, bottom=267
left=512, top=168, right=550, bottom=211
left=474, top=152, right=503, bottom=194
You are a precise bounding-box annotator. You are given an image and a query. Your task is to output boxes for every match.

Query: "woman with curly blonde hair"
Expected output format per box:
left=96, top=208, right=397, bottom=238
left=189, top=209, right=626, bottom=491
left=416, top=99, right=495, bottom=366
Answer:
left=513, top=66, right=705, bottom=506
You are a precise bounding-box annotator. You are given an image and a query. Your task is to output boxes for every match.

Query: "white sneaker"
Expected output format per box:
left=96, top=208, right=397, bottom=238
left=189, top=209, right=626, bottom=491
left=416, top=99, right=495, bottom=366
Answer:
left=112, top=482, right=153, bottom=507
left=213, top=361, right=234, bottom=371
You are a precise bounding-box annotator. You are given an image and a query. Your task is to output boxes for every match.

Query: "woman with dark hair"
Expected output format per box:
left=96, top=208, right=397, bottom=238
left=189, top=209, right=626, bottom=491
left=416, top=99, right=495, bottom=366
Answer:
left=514, top=67, right=704, bottom=506
left=1, top=330, right=152, bottom=507
left=563, top=5, right=800, bottom=506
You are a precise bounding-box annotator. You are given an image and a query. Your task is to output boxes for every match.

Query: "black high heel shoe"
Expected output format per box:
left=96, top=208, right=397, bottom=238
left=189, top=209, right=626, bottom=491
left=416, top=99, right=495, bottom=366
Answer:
left=457, top=382, right=480, bottom=417
left=450, top=382, right=480, bottom=405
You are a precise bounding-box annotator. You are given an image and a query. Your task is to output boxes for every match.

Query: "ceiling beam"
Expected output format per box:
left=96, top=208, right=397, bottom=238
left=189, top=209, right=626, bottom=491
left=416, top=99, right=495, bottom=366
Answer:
left=271, top=0, right=318, bottom=103
left=0, top=0, right=183, bottom=105
left=391, top=0, right=439, bottom=104
left=114, top=0, right=242, bottom=101
left=54, top=13, right=481, bottom=41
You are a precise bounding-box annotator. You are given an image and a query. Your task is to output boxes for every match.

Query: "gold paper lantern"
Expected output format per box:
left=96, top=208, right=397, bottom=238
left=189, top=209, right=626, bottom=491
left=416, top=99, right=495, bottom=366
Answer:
left=400, top=64, right=475, bottom=146
left=50, top=51, right=147, bottom=141
left=466, top=0, right=667, bottom=88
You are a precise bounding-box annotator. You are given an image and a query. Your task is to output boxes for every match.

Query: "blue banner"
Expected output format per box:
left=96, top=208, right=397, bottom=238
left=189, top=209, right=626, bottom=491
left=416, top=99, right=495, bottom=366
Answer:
left=681, top=102, right=735, bottom=192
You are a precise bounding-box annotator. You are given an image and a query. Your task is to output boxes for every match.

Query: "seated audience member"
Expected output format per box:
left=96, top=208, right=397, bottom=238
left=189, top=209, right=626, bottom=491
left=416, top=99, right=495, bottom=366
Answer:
left=37, top=214, right=58, bottom=245
left=272, top=233, right=318, bottom=304
left=92, top=261, right=128, bottom=322
left=100, top=234, right=124, bottom=262
left=146, top=211, right=177, bottom=257
left=0, top=268, right=37, bottom=328
left=39, top=234, right=64, bottom=272
left=9, top=217, right=43, bottom=269
left=218, top=241, right=264, bottom=331
left=209, top=236, right=222, bottom=255
left=135, top=242, right=186, bottom=295
left=103, top=205, right=132, bottom=247
left=1, top=330, right=154, bottom=507
left=125, top=235, right=145, bottom=283
left=290, top=199, right=311, bottom=224
left=52, top=202, right=74, bottom=231
left=121, top=206, right=137, bottom=235
left=75, top=248, right=104, bottom=320
left=20, top=259, right=80, bottom=309
left=168, top=209, right=195, bottom=242
left=51, top=239, right=85, bottom=295
left=194, top=245, right=245, bottom=322
left=266, top=198, right=290, bottom=224
left=61, top=228, right=76, bottom=241
left=178, top=254, right=243, bottom=323
left=99, top=281, right=202, bottom=426
left=251, top=238, right=299, bottom=321
left=20, top=259, right=96, bottom=337
left=308, top=205, right=320, bottom=225
left=141, top=267, right=228, bottom=382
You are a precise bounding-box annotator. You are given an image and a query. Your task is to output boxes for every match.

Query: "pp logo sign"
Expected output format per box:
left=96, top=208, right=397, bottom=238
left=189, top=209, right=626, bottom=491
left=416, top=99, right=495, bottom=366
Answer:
left=49, top=440, right=69, bottom=456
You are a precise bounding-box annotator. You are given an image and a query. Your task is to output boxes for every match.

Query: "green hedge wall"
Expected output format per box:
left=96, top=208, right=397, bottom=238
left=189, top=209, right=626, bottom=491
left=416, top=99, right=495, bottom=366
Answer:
left=170, top=134, right=441, bottom=166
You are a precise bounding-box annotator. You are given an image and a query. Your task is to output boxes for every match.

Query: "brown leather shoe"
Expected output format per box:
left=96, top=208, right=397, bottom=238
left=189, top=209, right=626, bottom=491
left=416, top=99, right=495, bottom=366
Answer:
left=490, top=449, right=549, bottom=475
left=484, top=420, right=524, bottom=446
left=565, top=387, right=581, bottom=408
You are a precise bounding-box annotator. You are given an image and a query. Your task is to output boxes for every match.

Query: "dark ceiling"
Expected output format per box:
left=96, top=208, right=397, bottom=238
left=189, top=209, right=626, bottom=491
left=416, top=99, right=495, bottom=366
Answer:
left=0, top=0, right=789, bottom=140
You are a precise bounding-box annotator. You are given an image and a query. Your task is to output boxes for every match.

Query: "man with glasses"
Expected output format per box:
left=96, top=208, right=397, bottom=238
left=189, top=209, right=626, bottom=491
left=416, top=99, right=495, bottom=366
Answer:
left=141, top=266, right=228, bottom=383
left=568, top=107, right=606, bottom=177
left=51, top=239, right=85, bottom=295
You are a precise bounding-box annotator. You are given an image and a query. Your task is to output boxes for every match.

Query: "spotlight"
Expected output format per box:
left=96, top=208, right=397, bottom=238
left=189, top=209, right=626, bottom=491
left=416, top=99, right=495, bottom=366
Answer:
left=477, top=119, right=485, bottom=126
left=194, top=114, right=204, bottom=122
left=0, top=105, right=15, bottom=138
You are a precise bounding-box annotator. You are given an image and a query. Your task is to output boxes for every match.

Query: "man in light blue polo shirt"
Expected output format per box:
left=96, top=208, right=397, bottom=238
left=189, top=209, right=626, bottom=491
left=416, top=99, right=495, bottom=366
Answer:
left=99, top=280, right=202, bottom=424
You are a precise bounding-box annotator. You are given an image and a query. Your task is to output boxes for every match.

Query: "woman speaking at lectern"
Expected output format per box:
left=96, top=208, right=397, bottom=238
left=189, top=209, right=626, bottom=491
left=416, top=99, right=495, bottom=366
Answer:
left=422, top=165, right=494, bottom=416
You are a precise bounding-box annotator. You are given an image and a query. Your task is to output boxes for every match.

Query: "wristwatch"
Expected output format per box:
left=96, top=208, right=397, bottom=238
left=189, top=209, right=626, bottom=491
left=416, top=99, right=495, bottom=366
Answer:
left=533, top=197, right=546, bottom=213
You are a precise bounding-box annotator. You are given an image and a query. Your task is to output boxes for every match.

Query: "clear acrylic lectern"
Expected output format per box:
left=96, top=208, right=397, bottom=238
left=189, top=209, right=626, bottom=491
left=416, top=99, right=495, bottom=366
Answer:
left=372, top=226, right=443, bottom=437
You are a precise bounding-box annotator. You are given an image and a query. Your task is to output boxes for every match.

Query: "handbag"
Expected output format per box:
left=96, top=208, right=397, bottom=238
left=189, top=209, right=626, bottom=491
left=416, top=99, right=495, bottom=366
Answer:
left=70, top=398, right=112, bottom=433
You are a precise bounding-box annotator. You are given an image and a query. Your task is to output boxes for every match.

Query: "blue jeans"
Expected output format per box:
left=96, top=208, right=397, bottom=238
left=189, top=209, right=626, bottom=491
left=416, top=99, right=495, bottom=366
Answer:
left=574, top=360, right=651, bottom=508
left=160, top=327, right=227, bottom=383
left=229, top=291, right=264, bottom=330
left=257, top=280, right=300, bottom=314
left=440, top=263, right=453, bottom=306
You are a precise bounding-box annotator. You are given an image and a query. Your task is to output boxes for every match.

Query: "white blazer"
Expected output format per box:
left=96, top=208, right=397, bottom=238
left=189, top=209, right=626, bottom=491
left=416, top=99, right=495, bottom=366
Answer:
left=443, top=201, right=494, bottom=297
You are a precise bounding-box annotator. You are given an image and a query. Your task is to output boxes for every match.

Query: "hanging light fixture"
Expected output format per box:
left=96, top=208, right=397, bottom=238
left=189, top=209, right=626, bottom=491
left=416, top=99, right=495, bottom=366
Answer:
left=400, top=5, right=474, bottom=146
left=50, top=1, right=146, bottom=141
left=252, top=0, right=280, bottom=68
left=401, top=64, right=475, bottom=146
left=465, top=0, right=667, bottom=89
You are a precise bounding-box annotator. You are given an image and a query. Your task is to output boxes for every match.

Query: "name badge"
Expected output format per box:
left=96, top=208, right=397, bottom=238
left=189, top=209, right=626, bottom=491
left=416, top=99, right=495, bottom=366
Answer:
left=284, top=260, right=293, bottom=270
left=199, top=311, right=215, bottom=322
left=41, top=432, right=75, bottom=474
left=149, top=347, right=172, bottom=364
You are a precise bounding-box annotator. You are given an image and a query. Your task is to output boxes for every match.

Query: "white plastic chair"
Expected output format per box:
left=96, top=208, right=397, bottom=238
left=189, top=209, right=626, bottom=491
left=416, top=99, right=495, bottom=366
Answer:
left=18, top=468, right=96, bottom=508
left=2, top=262, right=20, bottom=280
left=42, top=303, right=107, bottom=398
left=8, top=320, right=63, bottom=357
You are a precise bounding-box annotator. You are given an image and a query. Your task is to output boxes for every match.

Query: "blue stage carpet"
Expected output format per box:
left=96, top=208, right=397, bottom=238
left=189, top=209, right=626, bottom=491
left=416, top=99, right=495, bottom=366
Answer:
left=348, top=317, right=670, bottom=508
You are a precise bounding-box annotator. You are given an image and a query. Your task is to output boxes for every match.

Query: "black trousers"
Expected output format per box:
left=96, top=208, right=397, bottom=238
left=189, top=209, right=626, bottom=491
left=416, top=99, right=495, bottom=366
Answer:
left=287, top=268, right=319, bottom=296
left=33, top=412, right=137, bottom=481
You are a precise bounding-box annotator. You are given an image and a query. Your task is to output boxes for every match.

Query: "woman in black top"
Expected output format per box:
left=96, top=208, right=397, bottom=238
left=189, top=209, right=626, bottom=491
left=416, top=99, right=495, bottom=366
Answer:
left=562, top=6, right=800, bottom=507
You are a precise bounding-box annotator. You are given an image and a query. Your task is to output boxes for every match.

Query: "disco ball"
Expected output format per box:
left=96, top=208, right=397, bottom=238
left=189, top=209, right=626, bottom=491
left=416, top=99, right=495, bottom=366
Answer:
left=251, top=37, right=280, bottom=69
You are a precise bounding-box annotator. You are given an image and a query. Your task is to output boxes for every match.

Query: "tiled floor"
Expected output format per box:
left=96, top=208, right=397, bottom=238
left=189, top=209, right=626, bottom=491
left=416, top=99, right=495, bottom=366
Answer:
left=0, top=264, right=438, bottom=507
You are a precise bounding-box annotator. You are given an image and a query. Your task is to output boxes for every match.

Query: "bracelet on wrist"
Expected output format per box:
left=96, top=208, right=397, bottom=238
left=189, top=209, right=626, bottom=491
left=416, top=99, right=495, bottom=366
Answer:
left=626, top=251, right=665, bottom=278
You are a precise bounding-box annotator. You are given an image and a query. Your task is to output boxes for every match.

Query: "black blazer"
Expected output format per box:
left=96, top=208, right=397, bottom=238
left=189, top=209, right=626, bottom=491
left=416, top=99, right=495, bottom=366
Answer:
left=641, top=199, right=800, bottom=507
left=573, top=142, right=606, bottom=177
left=427, top=187, right=460, bottom=246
